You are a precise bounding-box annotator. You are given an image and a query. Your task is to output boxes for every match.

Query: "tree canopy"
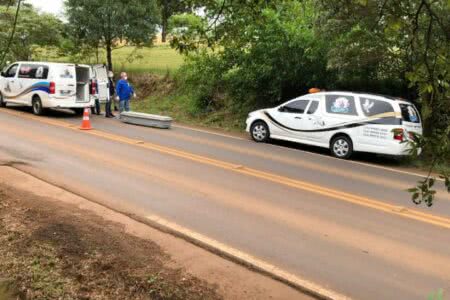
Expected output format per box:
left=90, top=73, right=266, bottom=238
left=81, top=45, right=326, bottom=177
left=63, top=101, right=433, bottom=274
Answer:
left=169, top=0, right=449, bottom=204
left=65, top=0, right=160, bottom=70
left=0, top=1, right=63, bottom=66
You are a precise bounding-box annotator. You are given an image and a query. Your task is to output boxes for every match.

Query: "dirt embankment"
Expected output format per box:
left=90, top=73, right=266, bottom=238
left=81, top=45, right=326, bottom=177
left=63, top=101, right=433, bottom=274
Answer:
left=0, top=184, right=220, bottom=300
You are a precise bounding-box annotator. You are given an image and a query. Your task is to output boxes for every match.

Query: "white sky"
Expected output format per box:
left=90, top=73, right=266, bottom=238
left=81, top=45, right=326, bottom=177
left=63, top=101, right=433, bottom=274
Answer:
left=27, top=0, right=64, bottom=17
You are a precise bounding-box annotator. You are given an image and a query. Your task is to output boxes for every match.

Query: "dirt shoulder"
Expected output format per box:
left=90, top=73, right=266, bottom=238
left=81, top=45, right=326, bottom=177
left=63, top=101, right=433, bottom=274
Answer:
left=0, top=166, right=309, bottom=300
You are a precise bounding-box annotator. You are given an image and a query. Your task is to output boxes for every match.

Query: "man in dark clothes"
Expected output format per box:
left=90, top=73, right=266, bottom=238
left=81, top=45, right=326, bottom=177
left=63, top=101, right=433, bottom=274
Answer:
left=105, top=71, right=115, bottom=118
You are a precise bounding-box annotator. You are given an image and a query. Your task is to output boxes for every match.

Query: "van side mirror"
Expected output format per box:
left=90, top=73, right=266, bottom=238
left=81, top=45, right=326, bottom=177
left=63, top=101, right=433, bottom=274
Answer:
left=278, top=106, right=285, bottom=112
left=0, top=71, right=5, bottom=77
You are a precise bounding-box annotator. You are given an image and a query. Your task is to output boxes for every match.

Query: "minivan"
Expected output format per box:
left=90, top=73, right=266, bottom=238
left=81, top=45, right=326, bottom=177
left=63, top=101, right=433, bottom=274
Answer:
left=0, top=62, right=108, bottom=115
left=246, top=91, right=423, bottom=158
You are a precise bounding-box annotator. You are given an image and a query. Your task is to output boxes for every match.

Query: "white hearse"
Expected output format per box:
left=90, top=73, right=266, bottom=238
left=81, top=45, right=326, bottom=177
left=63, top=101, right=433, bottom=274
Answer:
left=246, top=91, right=423, bottom=158
left=0, top=62, right=107, bottom=115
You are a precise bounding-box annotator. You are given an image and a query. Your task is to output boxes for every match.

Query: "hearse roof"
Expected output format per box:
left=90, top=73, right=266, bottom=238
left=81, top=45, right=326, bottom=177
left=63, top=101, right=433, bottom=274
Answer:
left=313, top=91, right=410, bottom=102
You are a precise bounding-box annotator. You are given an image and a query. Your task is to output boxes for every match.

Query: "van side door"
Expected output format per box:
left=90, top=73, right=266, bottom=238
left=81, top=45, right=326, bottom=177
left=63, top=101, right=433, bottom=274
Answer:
left=1, top=64, right=20, bottom=102
left=17, top=64, right=50, bottom=105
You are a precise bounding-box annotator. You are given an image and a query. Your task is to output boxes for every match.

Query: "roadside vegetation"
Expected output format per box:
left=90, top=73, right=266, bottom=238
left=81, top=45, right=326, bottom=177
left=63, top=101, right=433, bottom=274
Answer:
left=0, top=183, right=220, bottom=300
left=0, top=0, right=449, bottom=204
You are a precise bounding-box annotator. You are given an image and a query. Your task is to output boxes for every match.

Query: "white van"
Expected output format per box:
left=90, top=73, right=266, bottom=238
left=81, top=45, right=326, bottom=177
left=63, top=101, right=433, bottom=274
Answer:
left=0, top=62, right=107, bottom=115
left=246, top=91, right=423, bottom=158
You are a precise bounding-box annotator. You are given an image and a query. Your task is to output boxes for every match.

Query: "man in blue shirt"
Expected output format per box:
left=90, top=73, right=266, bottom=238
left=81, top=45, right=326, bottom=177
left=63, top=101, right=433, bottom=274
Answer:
left=116, top=72, right=136, bottom=113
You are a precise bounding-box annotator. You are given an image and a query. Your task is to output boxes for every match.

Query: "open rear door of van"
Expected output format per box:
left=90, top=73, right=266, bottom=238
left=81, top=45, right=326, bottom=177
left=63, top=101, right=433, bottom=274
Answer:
left=93, top=65, right=109, bottom=103
left=52, top=64, right=77, bottom=101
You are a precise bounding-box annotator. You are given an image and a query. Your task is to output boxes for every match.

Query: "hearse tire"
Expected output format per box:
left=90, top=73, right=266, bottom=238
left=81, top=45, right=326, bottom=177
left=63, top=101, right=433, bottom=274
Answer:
left=331, top=135, right=353, bottom=159
left=251, top=121, right=270, bottom=143
left=32, top=96, right=44, bottom=116
left=0, top=92, right=6, bottom=108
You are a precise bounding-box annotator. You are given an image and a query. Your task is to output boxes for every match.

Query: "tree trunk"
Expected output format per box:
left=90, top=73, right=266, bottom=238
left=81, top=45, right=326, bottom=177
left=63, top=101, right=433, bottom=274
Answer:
left=161, top=3, right=168, bottom=43
left=161, top=20, right=167, bottom=43
left=106, top=40, right=113, bottom=71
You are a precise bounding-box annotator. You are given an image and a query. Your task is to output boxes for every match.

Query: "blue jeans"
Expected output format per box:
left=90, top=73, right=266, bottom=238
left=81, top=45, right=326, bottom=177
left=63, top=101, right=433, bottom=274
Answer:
left=119, top=100, right=130, bottom=113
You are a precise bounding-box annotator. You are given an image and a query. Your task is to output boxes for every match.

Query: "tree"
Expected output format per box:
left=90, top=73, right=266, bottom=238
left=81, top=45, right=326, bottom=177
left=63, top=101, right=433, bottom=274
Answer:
left=170, top=0, right=333, bottom=111
left=157, top=0, right=191, bottom=43
left=0, top=1, right=63, bottom=66
left=65, top=0, right=160, bottom=71
left=316, top=0, right=450, bottom=206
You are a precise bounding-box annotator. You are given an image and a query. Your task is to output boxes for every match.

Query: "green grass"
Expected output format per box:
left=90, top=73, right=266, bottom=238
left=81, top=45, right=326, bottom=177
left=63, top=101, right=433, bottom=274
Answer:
left=131, top=93, right=246, bottom=132
left=113, top=46, right=184, bottom=75
left=35, top=45, right=184, bottom=76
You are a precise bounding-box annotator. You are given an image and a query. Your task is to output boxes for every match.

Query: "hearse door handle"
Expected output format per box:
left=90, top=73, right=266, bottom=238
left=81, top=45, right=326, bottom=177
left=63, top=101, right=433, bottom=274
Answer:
left=295, top=117, right=302, bottom=120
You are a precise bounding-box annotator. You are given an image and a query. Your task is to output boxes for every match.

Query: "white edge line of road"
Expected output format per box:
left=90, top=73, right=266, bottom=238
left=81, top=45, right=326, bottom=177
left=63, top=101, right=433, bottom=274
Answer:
left=172, top=124, right=246, bottom=140
left=146, top=214, right=351, bottom=300
left=174, top=123, right=442, bottom=181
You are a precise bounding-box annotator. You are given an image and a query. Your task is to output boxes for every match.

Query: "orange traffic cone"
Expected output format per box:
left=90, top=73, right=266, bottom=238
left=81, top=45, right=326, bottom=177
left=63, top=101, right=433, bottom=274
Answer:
left=80, top=107, right=92, bottom=130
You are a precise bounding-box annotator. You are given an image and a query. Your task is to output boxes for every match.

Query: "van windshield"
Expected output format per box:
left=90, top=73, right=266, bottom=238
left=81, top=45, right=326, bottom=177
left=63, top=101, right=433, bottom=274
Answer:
left=399, top=103, right=421, bottom=123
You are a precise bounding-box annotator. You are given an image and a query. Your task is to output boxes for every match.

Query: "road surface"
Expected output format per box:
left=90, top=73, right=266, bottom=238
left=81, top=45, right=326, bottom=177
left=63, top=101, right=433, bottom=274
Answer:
left=0, top=107, right=449, bottom=299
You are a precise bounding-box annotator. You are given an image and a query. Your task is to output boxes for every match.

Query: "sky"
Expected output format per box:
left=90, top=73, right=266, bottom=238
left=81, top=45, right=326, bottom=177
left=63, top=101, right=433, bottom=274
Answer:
left=27, top=0, right=64, bottom=17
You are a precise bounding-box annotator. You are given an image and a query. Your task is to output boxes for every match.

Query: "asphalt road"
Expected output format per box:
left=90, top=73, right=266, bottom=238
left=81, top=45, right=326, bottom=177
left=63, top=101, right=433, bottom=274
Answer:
left=1, top=107, right=449, bottom=300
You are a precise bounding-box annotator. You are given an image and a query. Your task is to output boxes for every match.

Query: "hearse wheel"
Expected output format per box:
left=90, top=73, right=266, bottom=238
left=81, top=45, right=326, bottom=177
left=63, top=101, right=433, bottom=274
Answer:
left=331, top=135, right=353, bottom=159
left=251, top=121, right=270, bottom=143
left=0, top=92, right=6, bottom=108
left=32, top=96, right=44, bottom=115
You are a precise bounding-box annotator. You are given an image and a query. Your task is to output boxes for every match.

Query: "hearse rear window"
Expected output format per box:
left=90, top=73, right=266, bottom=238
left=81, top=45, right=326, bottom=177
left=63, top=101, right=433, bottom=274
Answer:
left=360, top=98, right=394, bottom=117
left=326, top=95, right=357, bottom=116
left=400, top=104, right=420, bottom=123
left=18, top=64, right=49, bottom=79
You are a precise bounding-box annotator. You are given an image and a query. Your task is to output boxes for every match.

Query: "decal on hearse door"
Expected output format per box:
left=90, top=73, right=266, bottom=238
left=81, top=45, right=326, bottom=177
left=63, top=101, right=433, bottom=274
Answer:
left=363, top=127, right=389, bottom=139
left=362, top=99, right=375, bottom=114
left=331, top=97, right=350, bottom=113
left=326, top=95, right=358, bottom=116
left=360, top=98, right=395, bottom=117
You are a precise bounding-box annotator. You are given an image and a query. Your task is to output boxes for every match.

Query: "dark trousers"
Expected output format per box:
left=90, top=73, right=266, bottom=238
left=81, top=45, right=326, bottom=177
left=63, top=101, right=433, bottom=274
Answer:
left=94, top=99, right=101, bottom=115
left=105, top=100, right=113, bottom=116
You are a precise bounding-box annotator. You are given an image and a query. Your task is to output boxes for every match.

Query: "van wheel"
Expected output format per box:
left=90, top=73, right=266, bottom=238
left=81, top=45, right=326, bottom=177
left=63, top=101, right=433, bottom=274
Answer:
left=251, top=121, right=270, bottom=142
left=73, top=108, right=85, bottom=116
left=331, top=135, right=353, bottom=159
left=0, top=92, right=6, bottom=107
left=32, top=97, right=44, bottom=115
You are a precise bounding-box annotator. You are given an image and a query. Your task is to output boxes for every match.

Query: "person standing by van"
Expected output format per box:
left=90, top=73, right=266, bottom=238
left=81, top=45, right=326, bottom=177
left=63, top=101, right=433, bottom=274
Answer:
left=116, top=72, right=135, bottom=113
left=105, top=71, right=115, bottom=118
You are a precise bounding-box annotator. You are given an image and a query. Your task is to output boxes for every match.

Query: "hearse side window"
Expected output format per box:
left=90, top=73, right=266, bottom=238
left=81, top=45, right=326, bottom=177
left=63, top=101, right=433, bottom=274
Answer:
left=399, top=104, right=420, bottom=123
left=283, top=100, right=310, bottom=114
left=18, top=64, right=49, bottom=79
left=360, top=98, right=394, bottom=117
left=307, top=101, right=319, bottom=114
left=325, top=95, right=357, bottom=116
left=5, top=64, right=18, bottom=78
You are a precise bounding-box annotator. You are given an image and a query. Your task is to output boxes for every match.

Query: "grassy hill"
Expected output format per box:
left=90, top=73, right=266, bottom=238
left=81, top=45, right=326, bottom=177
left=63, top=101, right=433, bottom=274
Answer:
left=36, top=45, right=184, bottom=75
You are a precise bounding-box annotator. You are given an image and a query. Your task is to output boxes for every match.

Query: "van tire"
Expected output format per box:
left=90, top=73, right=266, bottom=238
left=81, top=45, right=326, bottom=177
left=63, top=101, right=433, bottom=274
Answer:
left=73, top=108, right=85, bottom=116
left=251, top=121, right=270, bottom=143
left=0, top=92, right=6, bottom=108
left=32, top=97, right=44, bottom=116
left=331, top=135, right=353, bottom=159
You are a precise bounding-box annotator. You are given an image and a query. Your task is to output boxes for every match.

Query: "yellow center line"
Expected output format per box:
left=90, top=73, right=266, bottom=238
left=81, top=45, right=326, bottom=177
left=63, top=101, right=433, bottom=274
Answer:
left=2, top=108, right=450, bottom=229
